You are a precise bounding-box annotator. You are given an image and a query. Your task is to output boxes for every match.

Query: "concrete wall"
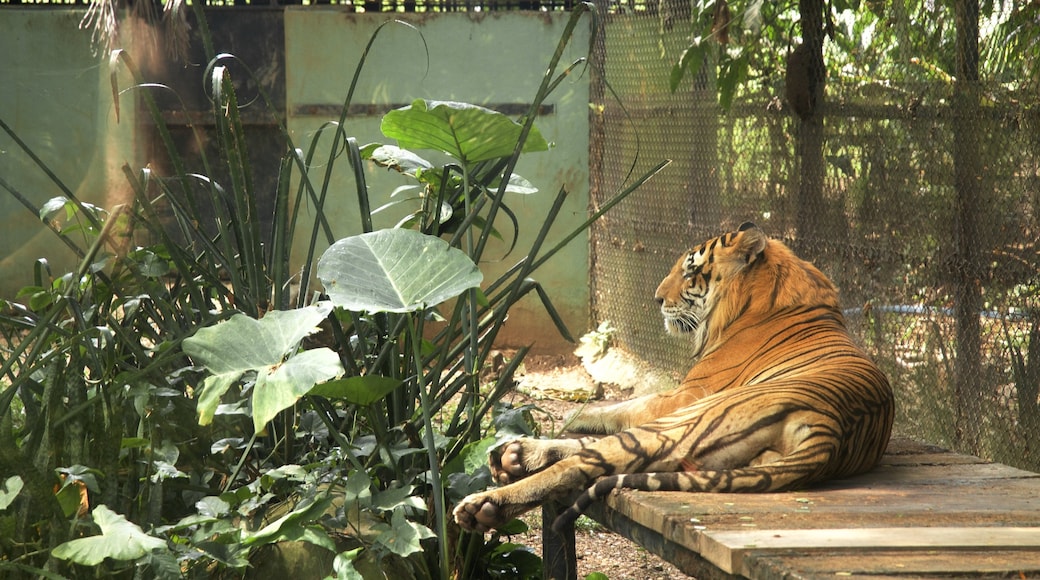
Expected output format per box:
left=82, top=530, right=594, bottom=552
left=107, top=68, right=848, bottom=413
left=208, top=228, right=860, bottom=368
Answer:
left=0, top=9, right=136, bottom=297
left=1, top=9, right=590, bottom=353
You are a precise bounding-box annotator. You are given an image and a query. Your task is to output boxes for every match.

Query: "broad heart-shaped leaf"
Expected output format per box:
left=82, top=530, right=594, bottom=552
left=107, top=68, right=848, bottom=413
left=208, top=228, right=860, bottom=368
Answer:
left=251, top=348, right=343, bottom=432
left=52, top=505, right=166, bottom=565
left=183, top=302, right=343, bottom=429
left=308, top=375, right=402, bottom=406
left=317, top=229, right=483, bottom=313
left=381, top=99, right=548, bottom=164
left=373, top=509, right=436, bottom=558
left=0, top=475, right=24, bottom=510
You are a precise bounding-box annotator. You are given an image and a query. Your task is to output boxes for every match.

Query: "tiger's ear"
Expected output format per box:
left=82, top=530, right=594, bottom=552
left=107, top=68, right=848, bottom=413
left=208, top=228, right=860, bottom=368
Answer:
left=735, top=224, right=768, bottom=264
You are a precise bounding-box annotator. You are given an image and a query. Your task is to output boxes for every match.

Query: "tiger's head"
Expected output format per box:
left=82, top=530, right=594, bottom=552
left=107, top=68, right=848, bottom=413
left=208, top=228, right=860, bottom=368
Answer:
left=654, top=222, right=840, bottom=357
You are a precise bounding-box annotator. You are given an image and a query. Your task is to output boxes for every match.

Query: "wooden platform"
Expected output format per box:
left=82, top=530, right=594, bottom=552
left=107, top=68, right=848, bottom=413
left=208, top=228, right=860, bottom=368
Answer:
left=542, top=437, right=1040, bottom=579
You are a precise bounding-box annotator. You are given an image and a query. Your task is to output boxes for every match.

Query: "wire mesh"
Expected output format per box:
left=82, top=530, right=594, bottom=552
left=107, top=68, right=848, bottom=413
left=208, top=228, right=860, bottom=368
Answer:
left=589, top=5, right=1040, bottom=471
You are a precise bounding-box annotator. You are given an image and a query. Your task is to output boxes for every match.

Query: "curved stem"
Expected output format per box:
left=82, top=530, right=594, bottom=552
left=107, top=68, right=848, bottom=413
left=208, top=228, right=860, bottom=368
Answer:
left=409, top=313, right=449, bottom=580
left=223, top=431, right=258, bottom=494
left=460, top=164, right=481, bottom=441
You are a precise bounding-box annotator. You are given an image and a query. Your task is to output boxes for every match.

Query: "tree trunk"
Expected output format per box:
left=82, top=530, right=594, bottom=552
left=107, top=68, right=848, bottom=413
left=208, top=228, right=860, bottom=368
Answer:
left=952, top=0, right=984, bottom=453
left=688, top=26, right=722, bottom=233
left=793, top=0, right=826, bottom=248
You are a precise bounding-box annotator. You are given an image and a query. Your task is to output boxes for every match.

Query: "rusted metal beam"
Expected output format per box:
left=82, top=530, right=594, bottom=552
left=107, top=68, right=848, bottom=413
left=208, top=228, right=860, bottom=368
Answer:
left=293, top=102, right=555, bottom=118
left=541, top=501, right=577, bottom=580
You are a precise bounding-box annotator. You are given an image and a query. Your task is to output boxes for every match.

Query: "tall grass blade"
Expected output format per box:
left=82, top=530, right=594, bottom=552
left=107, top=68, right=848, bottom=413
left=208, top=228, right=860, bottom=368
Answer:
left=346, top=137, right=372, bottom=234
left=211, top=65, right=264, bottom=315
left=271, top=154, right=294, bottom=310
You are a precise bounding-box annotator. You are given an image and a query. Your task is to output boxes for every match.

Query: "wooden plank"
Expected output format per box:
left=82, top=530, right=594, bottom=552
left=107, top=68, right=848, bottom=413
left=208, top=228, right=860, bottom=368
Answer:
left=876, top=452, right=986, bottom=466
left=698, top=527, right=1040, bottom=576
left=603, top=478, right=1040, bottom=536
left=583, top=500, right=744, bottom=580
left=839, top=460, right=1040, bottom=485
left=744, top=549, right=1040, bottom=580
left=880, top=437, right=955, bottom=456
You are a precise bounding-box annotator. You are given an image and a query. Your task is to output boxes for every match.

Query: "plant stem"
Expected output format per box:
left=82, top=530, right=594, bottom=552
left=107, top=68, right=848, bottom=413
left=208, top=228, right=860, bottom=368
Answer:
left=224, top=431, right=259, bottom=494
left=409, top=313, right=449, bottom=580
left=460, top=163, right=482, bottom=435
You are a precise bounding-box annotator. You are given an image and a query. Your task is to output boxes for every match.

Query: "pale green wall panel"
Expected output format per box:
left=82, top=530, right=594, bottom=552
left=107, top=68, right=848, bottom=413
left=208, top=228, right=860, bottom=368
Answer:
left=0, top=9, right=590, bottom=352
left=0, top=9, right=136, bottom=297
left=285, top=10, right=590, bottom=352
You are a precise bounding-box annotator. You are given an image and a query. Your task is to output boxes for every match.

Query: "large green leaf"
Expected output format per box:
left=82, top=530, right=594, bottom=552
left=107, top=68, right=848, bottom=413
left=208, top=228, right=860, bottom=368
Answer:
left=372, top=509, right=436, bottom=558
left=367, top=144, right=434, bottom=177
left=51, top=505, right=166, bottom=565
left=242, top=496, right=335, bottom=551
left=0, top=476, right=23, bottom=510
left=183, top=302, right=343, bottom=431
left=317, top=229, right=482, bottom=313
left=331, top=550, right=365, bottom=580
left=380, top=99, right=548, bottom=164
left=308, top=375, right=402, bottom=406
left=252, top=348, right=344, bottom=432
left=441, top=436, right=497, bottom=491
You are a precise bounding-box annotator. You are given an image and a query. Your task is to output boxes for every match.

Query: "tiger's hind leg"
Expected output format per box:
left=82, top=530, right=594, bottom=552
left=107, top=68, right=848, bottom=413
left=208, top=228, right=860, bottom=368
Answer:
left=497, top=390, right=718, bottom=483
left=489, top=394, right=674, bottom=485
left=564, top=389, right=712, bottom=434
left=492, top=395, right=669, bottom=483
left=455, top=395, right=854, bottom=533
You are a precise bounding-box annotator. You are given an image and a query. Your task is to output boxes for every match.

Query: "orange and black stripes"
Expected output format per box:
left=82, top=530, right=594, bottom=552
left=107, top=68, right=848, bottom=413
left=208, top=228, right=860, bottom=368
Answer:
left=452, top=224, right=894, bottom=535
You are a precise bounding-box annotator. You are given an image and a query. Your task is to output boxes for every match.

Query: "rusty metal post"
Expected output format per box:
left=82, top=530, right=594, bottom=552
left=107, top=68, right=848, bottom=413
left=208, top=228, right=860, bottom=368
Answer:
left=542, top=500, right=576, bottom=580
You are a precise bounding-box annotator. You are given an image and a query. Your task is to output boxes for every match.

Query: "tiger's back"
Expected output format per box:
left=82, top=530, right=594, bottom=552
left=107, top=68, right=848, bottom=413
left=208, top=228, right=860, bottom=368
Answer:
left=453, top=223, right=895, bottom=533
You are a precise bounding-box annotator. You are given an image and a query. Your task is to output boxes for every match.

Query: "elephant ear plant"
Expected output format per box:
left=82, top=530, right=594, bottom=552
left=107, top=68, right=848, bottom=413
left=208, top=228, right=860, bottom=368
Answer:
left=175, top=91, right=668, bottom=579
left=181, top=228, right=488, bottom=578
left=176, top=87, right=663, bottom=579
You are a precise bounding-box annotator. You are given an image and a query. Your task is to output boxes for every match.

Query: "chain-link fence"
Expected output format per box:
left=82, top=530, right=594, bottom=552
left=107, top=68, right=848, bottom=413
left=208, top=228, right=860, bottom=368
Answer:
left=589, top=3, right=1040, bottom=472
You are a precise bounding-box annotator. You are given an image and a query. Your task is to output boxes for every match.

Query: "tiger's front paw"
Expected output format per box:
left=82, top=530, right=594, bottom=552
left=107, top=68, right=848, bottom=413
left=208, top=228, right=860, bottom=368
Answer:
left=489, top=438, right=583, bottom=485
left=489, top=440, right=531, bottom=485
left=453, top=493, right=507, bottom=533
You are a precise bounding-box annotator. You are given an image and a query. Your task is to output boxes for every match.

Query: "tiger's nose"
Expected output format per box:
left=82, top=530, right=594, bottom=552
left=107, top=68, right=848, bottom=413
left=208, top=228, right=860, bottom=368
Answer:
left=654, top=280, right=668, bottom=304
left=654, top=288, right=667, bottom=307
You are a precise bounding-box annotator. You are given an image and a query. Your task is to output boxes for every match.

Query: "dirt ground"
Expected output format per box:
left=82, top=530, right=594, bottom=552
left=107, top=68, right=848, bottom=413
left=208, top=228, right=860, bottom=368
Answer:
left=492, top=352, right=694, bottom=580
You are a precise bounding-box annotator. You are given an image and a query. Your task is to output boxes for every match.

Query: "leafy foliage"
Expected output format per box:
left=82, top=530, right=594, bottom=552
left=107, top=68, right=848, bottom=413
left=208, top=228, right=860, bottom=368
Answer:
left=669, top=0, right=1040, bottom=105
left=183, top=303, right=342, bottom=431
left=0, top=4, right=660, bottom=579
left=52, top=505, right=166, bottom=566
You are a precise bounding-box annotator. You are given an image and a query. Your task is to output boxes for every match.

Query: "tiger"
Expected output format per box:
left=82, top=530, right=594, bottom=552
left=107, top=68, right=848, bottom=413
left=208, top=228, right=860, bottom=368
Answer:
left=453, top=222, right=895, bottom=533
